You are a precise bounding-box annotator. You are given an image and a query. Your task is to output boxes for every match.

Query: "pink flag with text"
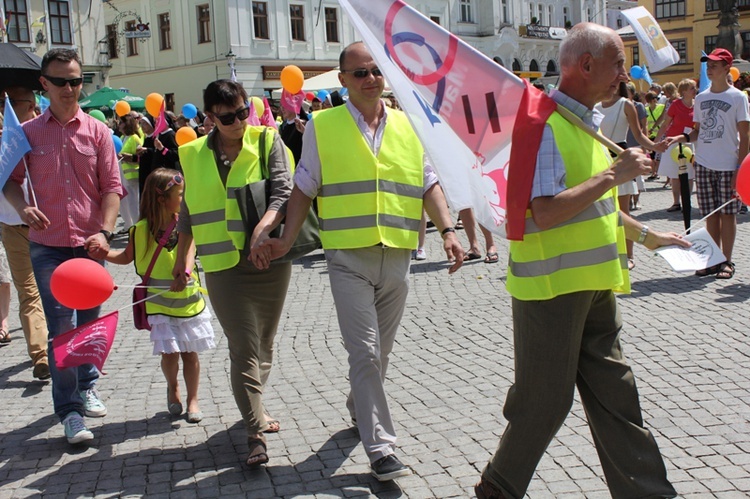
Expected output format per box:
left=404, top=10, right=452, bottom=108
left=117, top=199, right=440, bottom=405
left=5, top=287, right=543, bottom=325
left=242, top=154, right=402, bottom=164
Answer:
left=52, top=311, right=118, bottom=372
left=260, top=97, right=278, bottom=129
left=339, top=0, right=527, bottom=235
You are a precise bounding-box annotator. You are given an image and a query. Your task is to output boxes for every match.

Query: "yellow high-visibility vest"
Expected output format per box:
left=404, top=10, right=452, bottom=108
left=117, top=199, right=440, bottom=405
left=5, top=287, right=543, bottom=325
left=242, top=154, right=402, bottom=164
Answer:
left=506, top=111, right=629, bottom=301
left=179, top=126, right=275, bottom=272
left=314, top=106, right=424, bottom=249
left=132, top=220, right=205, bottom=318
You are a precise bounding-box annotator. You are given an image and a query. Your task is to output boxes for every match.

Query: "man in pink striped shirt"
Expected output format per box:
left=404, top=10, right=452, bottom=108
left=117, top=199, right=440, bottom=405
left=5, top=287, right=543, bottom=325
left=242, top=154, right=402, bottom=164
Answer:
left=4, top=48, right=122, bottom=445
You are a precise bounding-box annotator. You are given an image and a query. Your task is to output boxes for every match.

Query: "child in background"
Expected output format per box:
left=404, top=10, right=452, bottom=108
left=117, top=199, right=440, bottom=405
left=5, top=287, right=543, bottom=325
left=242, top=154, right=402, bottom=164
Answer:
left=106, top=168, right=214, bottom=423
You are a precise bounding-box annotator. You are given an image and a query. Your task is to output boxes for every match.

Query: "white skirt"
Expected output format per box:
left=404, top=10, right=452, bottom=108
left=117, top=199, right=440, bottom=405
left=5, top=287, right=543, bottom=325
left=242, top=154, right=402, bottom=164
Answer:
left=149, top=307, right=216, bottom=355
left=659, top=143, right=695, bottom=179
left=617, top=179, right=638, bottom=196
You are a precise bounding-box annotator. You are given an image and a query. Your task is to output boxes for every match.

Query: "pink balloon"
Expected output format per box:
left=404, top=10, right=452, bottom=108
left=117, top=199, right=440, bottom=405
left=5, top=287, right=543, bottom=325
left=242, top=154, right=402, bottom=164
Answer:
left=51, top=259, right=114, bottom=309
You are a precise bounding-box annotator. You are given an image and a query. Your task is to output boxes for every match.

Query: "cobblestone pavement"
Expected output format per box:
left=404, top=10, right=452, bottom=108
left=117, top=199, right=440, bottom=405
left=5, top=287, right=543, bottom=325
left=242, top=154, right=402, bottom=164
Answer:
left=0, top=184, right=749, bottom=498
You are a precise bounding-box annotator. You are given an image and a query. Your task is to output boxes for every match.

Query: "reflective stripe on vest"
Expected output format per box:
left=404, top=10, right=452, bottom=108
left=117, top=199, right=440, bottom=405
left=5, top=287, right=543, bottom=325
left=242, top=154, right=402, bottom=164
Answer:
left=506, top=111, right=629, bottom=301
left=131, top=220, right=206, bottom=318
left=179, top=126, right=276, bottom=272
left=314, top=106, right=424, bottom=249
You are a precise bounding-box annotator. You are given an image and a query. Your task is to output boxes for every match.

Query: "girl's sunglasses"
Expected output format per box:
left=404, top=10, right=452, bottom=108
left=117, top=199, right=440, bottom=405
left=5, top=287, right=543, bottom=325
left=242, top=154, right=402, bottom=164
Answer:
left=42, top=75, right=84, bottom=87
left=156, top=175, right=183, bottom=194
left=213, top=105, right=250, bottom=125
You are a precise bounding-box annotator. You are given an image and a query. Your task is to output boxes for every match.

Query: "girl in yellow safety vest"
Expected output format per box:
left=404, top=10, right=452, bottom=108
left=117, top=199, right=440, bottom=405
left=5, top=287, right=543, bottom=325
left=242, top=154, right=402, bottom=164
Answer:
left=105, top=168, right=215, bottom=424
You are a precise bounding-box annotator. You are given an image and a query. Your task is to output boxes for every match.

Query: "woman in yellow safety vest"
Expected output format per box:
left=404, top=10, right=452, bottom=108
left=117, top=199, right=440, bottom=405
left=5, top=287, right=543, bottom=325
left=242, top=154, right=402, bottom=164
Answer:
left=175, top=79, right=293, bottom=469
left=118, top=114, right=143, bottom=230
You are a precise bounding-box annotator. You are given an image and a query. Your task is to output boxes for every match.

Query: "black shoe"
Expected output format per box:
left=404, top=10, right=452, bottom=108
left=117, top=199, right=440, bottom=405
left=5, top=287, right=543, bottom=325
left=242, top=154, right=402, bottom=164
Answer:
left=370, top=454, right=412, bottom=481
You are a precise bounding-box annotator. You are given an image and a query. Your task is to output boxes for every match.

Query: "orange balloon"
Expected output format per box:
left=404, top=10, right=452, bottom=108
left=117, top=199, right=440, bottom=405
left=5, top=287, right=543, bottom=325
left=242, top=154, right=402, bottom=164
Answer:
left=145, top=93, right=164, bottom=116
left=175, top=126, right=197, bottom=146
left=730, top=67, right=740, bottom=82
left=280, top=65, right=304, bottom=94
left=114, top=100, right=131, bottom=117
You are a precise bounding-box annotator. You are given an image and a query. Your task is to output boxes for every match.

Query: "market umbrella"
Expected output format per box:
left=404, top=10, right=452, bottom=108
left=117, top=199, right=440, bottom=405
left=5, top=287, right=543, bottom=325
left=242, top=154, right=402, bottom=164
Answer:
left=78, top=87, right=146, bottom=111
left=0, top=43, right=43, bottom=91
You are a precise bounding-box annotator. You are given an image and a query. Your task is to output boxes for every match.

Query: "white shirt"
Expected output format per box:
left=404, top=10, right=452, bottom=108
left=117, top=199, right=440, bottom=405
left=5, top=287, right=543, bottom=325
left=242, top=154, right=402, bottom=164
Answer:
left=694, top=86, right=750, bottom=171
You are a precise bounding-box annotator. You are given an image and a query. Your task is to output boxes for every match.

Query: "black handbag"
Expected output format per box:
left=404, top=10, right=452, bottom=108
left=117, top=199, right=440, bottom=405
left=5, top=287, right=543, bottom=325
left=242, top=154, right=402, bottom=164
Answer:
left=234, top=128, right=321, bottom=262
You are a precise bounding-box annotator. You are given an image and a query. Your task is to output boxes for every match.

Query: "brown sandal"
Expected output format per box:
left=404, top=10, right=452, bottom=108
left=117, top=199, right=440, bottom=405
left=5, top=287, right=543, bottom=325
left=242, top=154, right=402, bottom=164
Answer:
left=246, top=436, right=269, bottom=468
left=0, top=329, right=10, bottom=344
left=695, top=263, right=722, bottom=277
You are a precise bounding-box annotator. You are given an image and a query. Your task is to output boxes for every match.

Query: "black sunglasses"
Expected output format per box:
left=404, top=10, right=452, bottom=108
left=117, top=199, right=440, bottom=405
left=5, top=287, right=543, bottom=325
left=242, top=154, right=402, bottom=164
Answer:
left=42, top=75, right=84, bottom=87
left=341, top=68, right=383, bottom=78
left=212, top=105, right=250, bottom=126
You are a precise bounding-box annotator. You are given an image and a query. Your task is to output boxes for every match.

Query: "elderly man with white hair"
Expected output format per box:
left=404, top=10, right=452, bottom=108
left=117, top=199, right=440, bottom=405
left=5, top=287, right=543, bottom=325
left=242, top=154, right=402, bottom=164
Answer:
left=474, top=23, right=686, bottom=499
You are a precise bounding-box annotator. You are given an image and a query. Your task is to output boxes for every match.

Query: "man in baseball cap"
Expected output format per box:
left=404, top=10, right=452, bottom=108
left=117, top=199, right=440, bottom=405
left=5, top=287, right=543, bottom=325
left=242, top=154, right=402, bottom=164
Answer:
left=700, top=48, right=734, bottom=65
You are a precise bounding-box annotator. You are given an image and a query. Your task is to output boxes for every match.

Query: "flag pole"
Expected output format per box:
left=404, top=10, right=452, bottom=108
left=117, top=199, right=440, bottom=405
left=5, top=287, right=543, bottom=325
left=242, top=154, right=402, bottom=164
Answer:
left=679, top=197, right=739, bottom=237
left=554, top=105, right=625, bottom=156
left=23, top=158, right=38, bottom=208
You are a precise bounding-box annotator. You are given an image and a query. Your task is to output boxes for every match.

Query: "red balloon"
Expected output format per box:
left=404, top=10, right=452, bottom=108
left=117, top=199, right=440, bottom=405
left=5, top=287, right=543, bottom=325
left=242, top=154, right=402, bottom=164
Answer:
left=51, top=259, right=114, bottom=309
left=305, top=92, right=315, bottom=102
left=737, top=156, right=750, bottom=204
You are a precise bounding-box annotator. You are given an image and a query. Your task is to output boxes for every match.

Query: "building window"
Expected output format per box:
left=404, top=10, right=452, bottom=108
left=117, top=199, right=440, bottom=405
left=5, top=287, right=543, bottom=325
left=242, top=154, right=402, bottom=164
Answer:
left=529, top=3, right=534, bottom=23
left=106, top=23, right=118, bottom=59
left=48, top=0, right=71, bottom=44
left=587, top=8, right=592, bottom=22
left=324, top=7, right=338, bottom=43
left=655, top=0, right=685, bottom=19
left=500, top=0, right=508, bottom=24
left=530, top=59, right=539, bottom=71
left=512, top=59, right=521, bottom=72
left=548, top=6, right=554, bottom=26
left=538, top=3, right=544, bottom=24
left=707, top=0, right=750, bottom=11
left=430, top=15, right=441, bottom=25
left=632, top=46, right=640, bottom=66
left=460, top=0, right=473, bottom=23
left=617, top=18, right=622, bottom=28
left=125, top=20, right=138, bottom=56
left=5, top=0, right=29, bottom=43
left=546, top=60, right=558, bottom=76
left=704, top=35, right=717, bottom=54
left=742, top=31, right=750, bottom=60
left=290, top=4, right=305, bottom=41
left=197, top=4, right=211, bottom=43
left=252, top=1, right=269, bottom=39
left=158, top=13, right=171, bottom=50
left=563, top=7, right=569, bottom=25
left=671, top=39, right=687, bottom=63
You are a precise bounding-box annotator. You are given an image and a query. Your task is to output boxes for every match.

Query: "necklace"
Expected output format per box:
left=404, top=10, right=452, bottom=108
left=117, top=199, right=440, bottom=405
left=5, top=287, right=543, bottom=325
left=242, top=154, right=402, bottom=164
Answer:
left=216, top=133, right=241, bottom=167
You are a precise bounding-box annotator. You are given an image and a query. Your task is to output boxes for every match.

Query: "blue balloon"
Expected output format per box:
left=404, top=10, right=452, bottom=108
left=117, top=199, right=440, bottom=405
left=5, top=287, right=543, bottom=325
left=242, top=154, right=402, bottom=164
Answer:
left=630, top=65, right=643, bottom=80
left=182, top=103, right=198, bottom=119
left=112, top=135, right=123, bottom=154
left=338, top=87, right=348, bottom=96
left=317, top=90, right=330, bottom=101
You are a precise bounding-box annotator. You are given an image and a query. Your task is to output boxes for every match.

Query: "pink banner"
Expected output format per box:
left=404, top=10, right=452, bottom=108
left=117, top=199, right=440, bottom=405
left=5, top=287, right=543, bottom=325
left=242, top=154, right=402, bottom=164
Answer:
left=52, top=311, right=118, bottom=372
left=260, top=97, right=278, bottom=129
left=152, top=102, right=169, bottom=136
left=281, top=89, right=305, bottom=114
left=247, top=102, right=261, bottom=126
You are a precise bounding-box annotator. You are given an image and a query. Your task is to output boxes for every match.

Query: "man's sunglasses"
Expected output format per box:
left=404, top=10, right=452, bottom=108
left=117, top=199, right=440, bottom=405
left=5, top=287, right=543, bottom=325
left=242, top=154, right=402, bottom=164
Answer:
left=156, top=175, right=184, bottom=194
left=341, top=68, right=383, bottom=78
left=42, top=75, right=84, bottom=87
left=212, top=105, right=250, bottom=126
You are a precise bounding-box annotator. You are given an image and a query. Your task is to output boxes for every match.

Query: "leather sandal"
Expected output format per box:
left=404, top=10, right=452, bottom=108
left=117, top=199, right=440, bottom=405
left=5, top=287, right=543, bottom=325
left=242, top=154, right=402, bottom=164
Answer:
left=716, top=261, right=735, bottom=279
left=246, top=435, right=269, bottom=468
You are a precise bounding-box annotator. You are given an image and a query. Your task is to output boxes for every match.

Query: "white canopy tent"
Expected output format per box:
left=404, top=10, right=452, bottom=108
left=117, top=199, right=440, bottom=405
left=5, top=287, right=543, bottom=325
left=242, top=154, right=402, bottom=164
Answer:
left=271, top=68, right=391, bottom=97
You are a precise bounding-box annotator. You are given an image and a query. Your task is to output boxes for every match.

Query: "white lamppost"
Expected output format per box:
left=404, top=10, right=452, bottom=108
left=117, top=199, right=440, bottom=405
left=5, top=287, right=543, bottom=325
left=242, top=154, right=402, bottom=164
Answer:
left=226, top=49, right=237, bottom=82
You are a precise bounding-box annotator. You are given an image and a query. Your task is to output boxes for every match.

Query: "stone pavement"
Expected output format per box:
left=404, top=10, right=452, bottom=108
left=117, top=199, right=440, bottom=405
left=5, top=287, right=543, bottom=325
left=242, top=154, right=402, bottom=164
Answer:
left=0, top=183, right=749, bottom=498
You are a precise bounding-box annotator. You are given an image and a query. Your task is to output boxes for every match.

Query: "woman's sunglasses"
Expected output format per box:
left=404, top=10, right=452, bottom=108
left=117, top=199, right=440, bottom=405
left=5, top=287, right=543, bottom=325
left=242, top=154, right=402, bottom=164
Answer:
left=340, top=68, right=383, bottom=78
left=213, top=105, right=250, bottom=125
left=42, top=75, right=84, bottom=87
left=156, top=175, right=183, bottom=194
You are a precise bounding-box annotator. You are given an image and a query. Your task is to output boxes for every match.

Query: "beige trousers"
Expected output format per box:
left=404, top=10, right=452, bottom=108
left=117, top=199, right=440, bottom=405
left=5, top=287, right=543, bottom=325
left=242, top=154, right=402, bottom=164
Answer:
left=326, top=246, right=411, bottom=463
left=205, top=255, right=292, bottom=436
left=1, top=223, right=48, bottom=365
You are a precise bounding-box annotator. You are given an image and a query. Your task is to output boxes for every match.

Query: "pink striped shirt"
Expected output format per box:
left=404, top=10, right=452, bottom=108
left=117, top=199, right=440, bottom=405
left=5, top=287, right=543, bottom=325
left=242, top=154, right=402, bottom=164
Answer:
left=11, top=107, right=123, bottom=247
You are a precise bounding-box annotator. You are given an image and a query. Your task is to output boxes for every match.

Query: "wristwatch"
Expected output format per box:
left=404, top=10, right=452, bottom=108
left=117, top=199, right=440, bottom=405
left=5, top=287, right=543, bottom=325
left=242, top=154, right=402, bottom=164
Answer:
left=99, top=229, right=114, bottom=243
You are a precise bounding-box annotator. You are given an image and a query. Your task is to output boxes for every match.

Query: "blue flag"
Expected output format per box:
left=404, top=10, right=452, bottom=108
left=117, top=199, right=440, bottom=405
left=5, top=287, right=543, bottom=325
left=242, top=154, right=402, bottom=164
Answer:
left=0, top=95, right=32, bottom=189
left=640, top=64, right=653, bottom=86
left=699, top=51, right=710, bottom=92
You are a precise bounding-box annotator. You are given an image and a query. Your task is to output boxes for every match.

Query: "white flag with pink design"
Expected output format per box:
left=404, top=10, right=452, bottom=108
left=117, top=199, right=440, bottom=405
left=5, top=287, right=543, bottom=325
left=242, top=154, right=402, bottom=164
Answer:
left=338, top=0, right=525, bottom=234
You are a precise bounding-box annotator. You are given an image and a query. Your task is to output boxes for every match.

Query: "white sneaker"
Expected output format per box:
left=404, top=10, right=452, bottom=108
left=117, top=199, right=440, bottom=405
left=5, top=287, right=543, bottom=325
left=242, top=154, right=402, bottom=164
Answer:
left=81, top=388, right=107, bottom=417
left=63, top=413, right=93, bottom=444
left=415, top=248, right=427, bottom=261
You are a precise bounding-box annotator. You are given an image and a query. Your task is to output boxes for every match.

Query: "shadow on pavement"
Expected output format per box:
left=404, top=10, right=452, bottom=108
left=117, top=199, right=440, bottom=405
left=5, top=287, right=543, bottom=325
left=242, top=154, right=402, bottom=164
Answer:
left=713, top=283, right=750, bottom=303
left=628, top=276, right=708, bottom=297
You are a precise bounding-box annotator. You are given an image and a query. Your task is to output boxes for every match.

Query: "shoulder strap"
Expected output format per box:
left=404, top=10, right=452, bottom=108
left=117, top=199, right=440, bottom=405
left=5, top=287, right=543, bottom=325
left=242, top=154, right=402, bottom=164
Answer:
left=141, top=217, right=178, bottom=283
left=259, top=127, right=269, bottom=180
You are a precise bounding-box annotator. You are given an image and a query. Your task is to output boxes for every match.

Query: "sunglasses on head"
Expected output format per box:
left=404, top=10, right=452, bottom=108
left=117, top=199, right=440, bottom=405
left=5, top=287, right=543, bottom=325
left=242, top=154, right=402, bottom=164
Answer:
left=212, top=105, right=250, bottom=126
left=341, top=68, right=383, bottom=78
left=42, top=75, right=84, bottom=87
left=156, top=175, right=184, bottom=194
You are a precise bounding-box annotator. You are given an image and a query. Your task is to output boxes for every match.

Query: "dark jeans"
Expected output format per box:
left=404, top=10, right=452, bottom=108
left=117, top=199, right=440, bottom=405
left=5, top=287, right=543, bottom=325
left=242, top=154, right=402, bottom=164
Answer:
left=30, top=243, right=102, bottom=421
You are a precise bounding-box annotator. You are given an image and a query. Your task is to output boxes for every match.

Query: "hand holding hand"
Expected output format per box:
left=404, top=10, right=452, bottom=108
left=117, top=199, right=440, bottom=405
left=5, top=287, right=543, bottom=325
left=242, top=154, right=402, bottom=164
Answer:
left=652, top=140, right=668, bottom=153
left=84, top=232, right=110, bottom=260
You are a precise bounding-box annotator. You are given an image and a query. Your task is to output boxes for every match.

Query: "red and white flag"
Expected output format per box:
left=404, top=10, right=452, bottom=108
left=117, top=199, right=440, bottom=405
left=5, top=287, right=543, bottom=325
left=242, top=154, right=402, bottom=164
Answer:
left=338, top=0, right=556, bottom=238
left=52, top=311, right=119, bottom=372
